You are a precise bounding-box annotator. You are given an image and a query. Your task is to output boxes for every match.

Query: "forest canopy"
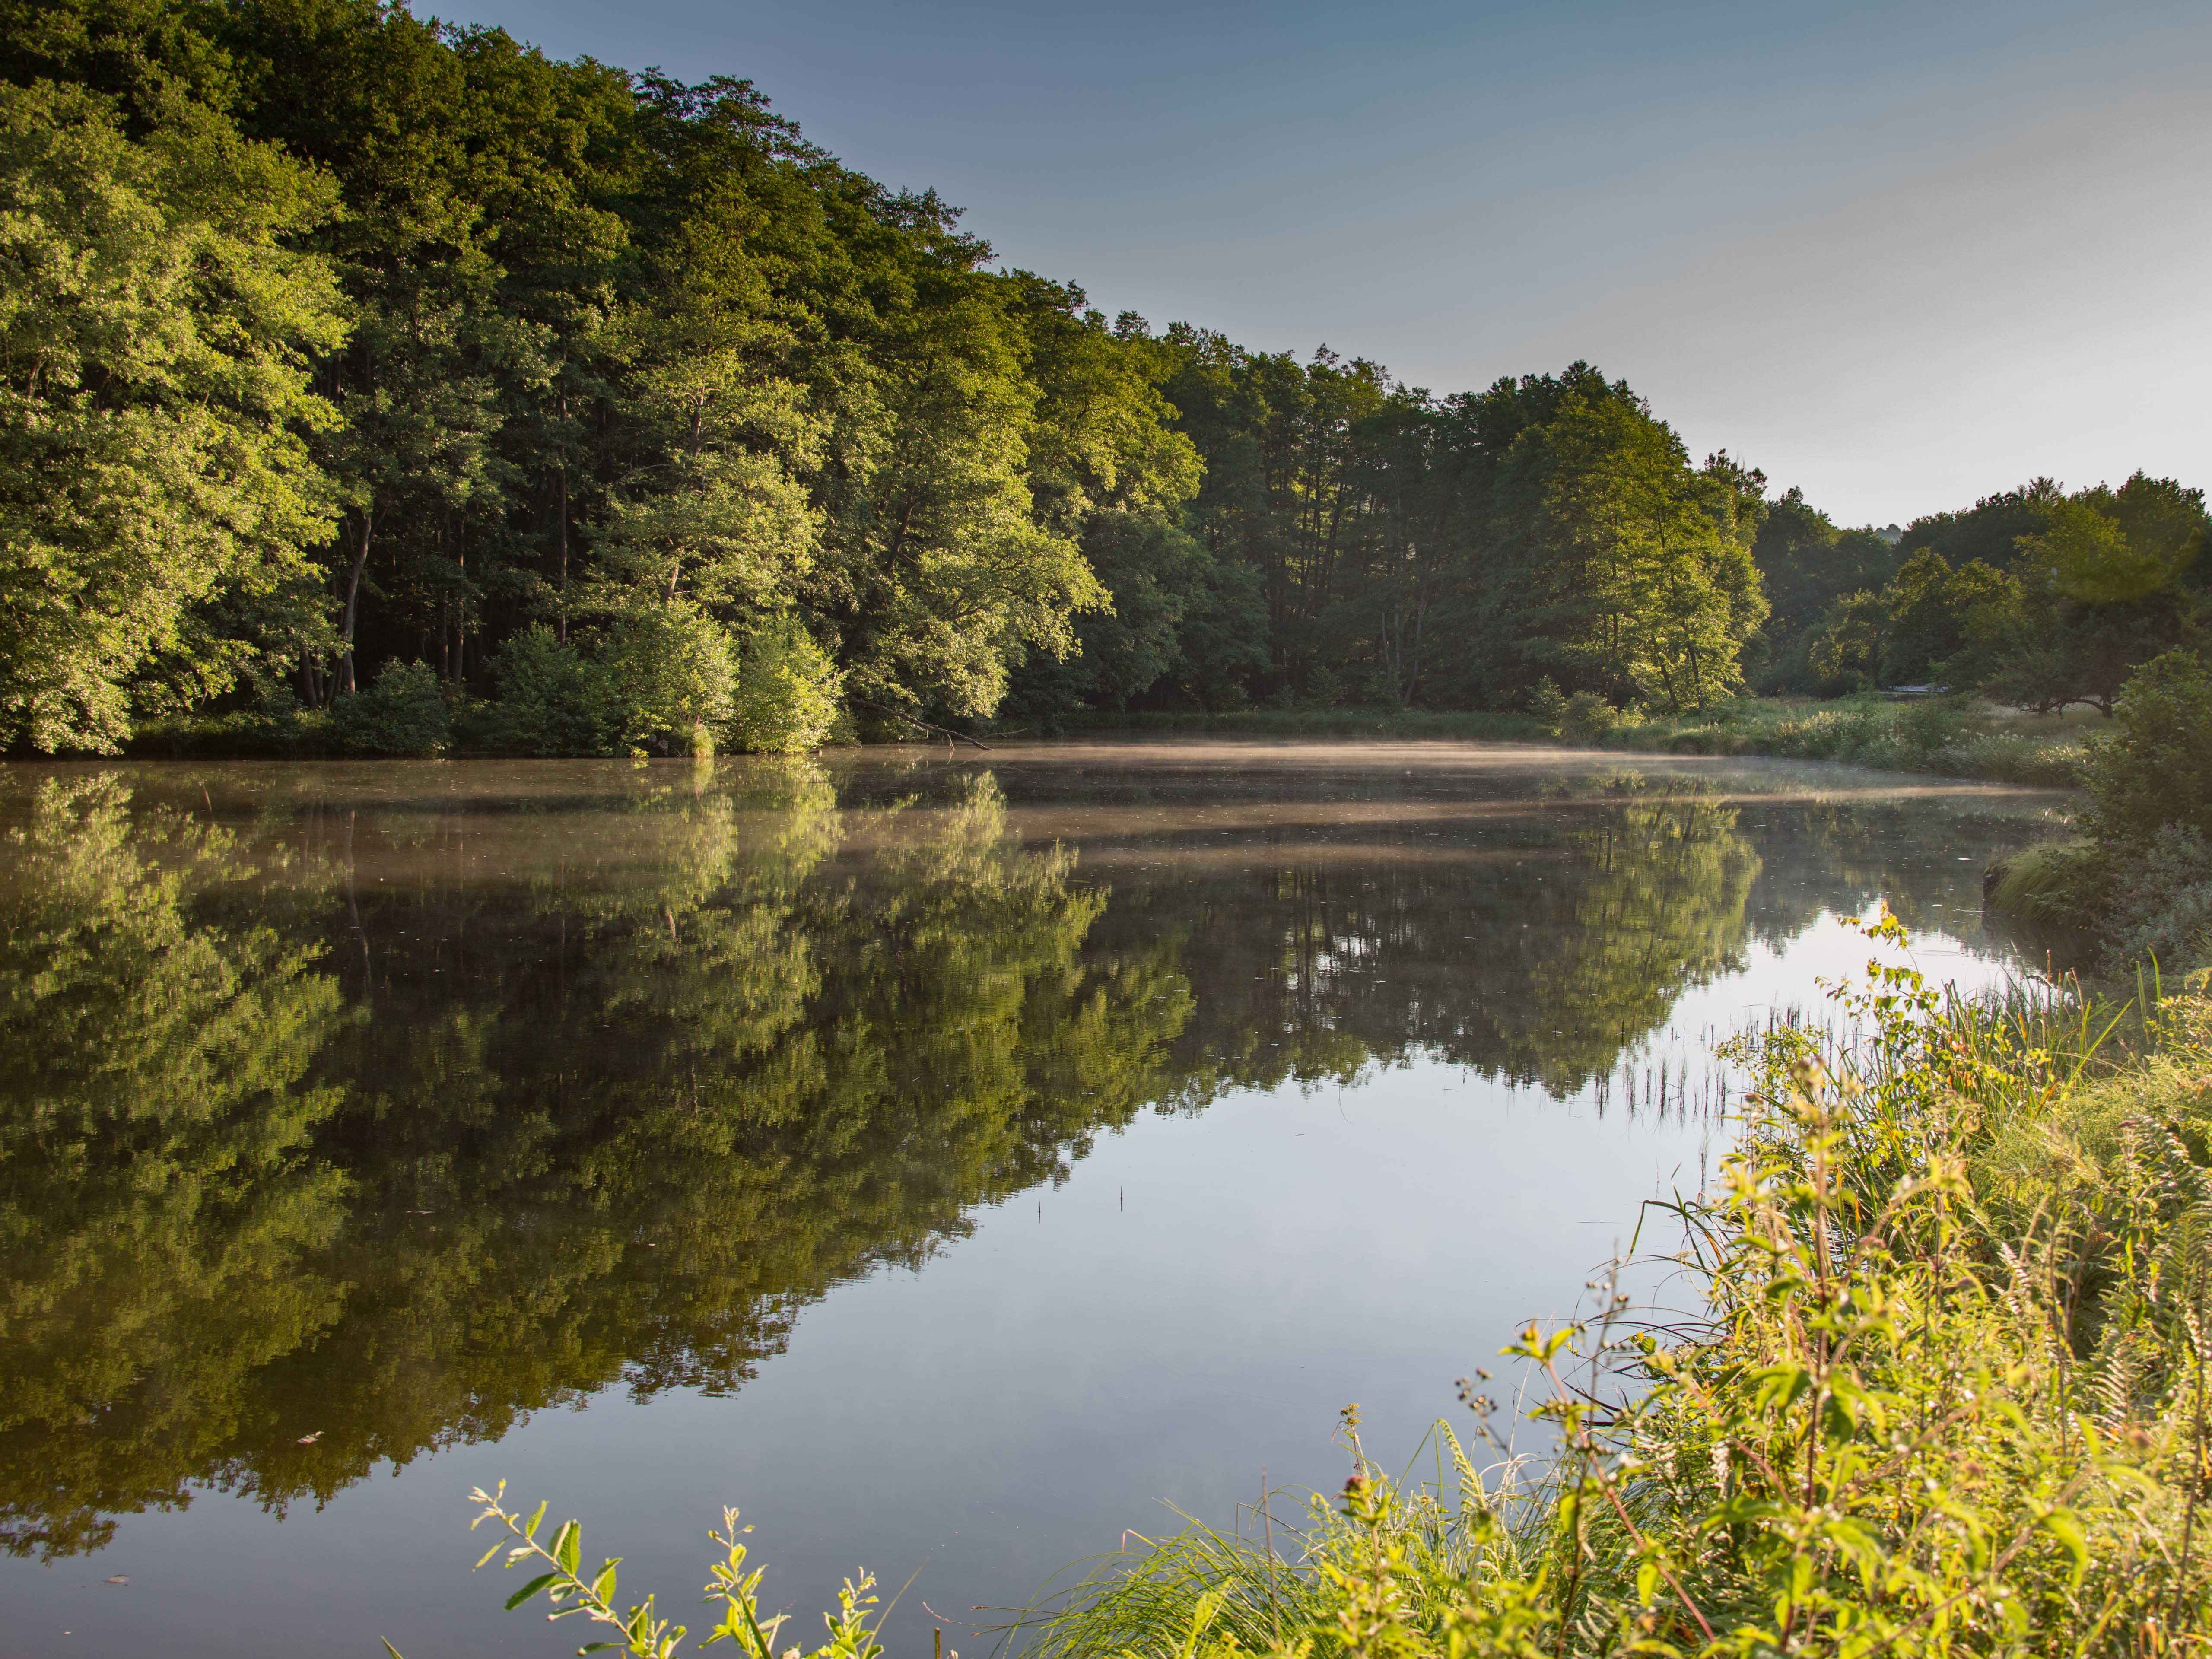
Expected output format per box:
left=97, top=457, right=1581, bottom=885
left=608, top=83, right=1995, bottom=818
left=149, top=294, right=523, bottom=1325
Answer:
left=0, top=0, right=2203, bottom=753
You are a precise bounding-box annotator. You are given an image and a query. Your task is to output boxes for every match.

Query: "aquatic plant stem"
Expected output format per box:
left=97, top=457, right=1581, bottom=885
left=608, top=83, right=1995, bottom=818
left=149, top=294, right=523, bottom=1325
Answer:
left=1539, top=1354, right=1715, bottom=1646
left=2175, top=1307, right=2207, bottom=1635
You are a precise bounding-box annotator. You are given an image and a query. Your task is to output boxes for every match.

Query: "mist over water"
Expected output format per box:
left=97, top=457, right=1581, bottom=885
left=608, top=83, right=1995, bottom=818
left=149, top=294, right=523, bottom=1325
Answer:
left=0, top=743, right=2062, bottom=1657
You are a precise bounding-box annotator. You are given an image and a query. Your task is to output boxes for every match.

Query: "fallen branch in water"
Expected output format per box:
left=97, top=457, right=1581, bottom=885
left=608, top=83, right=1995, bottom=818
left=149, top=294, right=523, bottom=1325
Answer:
left=850, top=698, right=992, bottom=750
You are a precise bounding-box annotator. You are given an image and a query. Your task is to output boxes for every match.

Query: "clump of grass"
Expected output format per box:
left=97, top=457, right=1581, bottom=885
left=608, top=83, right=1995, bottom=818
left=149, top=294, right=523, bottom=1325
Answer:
left=1984, top=840, right=2104, bottom=928
left=1016, top=1420, right=1552, bottom=1659
left=1602, top=694, right=2087, bottom=785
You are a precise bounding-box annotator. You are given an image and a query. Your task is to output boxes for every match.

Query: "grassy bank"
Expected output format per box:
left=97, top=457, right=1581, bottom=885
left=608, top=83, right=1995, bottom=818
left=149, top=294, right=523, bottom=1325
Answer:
left=116, top=694, right=2088, bottom=791
left=1026, top=696, right=2089, bottom=789
left=1013, top=942, right=2203, bottom=1654
left=455, top=921, right=2212, bottom=1659
left=1018, top=934, right=2212, bottom=1658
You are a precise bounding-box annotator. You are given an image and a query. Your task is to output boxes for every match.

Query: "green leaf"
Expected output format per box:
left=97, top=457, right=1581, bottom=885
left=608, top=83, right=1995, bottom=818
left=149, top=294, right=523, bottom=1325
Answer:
left=2041, top=1508, right=2090, bottom=1581
left=382, top=1641, right=407, bottom=1659
left=739, top=1590, right=780, bottom=1659
left=507, top=1571, right=560, bottom=1610
left=527, top=1500, right=548, bottom=1539
left=555, top=1521, right=582, bottom=1576
left=1751, top=1363, right=1811, bottom=1413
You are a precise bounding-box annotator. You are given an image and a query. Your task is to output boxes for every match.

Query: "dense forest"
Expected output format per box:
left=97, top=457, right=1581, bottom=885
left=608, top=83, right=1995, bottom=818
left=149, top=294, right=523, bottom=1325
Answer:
left=1, top=0, right=2206, bottom=755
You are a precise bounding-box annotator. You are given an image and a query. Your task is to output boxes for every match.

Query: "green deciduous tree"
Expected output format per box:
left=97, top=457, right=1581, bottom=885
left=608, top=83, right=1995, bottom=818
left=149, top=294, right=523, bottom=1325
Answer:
left=1901, top=476, right=2206, bottom=713
left=2082, top=648, right=2212, bottom=847
left=730, top=611, right=840, bottom=753
left=817, top=280, right=1109, bottom=716
left=0, top=82, right=343, bottom=750
left=590, top=251, right=822, bottom=619
left=1746, top=486, right=1900, bottom=692
left=592, top=600, right=736, bottom=756
left=1493, top=395, right=1765, bottom=711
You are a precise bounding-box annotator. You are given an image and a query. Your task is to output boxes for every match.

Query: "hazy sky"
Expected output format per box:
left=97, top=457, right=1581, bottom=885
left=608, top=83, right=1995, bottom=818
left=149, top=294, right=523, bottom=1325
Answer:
left=436, top=0, right=2212, bottom=527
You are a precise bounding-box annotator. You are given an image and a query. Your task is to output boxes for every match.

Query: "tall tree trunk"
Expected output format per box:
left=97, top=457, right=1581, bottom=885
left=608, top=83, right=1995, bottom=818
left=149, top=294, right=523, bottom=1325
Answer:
left=455, top=518, right=467, bottom=686
left=339, top=503, right=374, bottom=695
left=556, top=463, right=569, bottom=644
left=1406, top=598, right=1427, bottom=706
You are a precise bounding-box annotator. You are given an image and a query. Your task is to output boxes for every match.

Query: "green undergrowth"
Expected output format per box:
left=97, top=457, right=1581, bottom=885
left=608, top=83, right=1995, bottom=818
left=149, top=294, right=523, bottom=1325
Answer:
left=1984, top=842, right=2097, bottom=929
left=1983, top=651, right=2212, bottom=974
left=1587, top=697, right=2086, bottom=786
left=445, top=915, right=2212, bottom=1658
left=1033, top=696, right=2087, bottom=788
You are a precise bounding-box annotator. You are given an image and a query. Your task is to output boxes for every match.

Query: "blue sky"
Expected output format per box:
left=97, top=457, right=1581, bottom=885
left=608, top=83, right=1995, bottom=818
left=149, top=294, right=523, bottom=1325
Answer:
left=437, top=0, right=2212, bottom=527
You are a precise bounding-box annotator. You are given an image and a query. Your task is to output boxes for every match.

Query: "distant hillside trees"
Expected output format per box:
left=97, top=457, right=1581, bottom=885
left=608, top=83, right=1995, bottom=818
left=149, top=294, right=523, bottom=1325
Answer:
left=1800, top=475, right=2206, bottom=710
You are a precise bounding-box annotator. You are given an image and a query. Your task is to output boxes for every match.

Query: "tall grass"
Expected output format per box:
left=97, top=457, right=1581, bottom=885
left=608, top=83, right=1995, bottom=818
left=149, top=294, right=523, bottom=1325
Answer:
left=1015, top=1421, right=1554, bottom=1659
left=1600, top=696, right=2087, bottom=786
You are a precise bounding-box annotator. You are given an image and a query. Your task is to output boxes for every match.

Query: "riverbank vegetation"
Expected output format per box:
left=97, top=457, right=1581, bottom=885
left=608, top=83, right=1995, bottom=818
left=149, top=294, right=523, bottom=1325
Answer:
left=1041, top=694, right=2090, bottom=789
left=464, top=922, right=2212, bottom=1657
left=1985, top=648, right=2212, bottom=976
left=3, top=0, right=2206, bottom=761
left=1017, top=937, right=2212, bottom=1658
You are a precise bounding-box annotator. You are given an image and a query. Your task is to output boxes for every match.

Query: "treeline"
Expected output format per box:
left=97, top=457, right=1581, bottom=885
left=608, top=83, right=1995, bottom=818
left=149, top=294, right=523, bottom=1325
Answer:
left=2, top=0, right=1193, bottom=754
left=2, top=0, right=2206, bottom=756
left=1783, top=474, right=2210, bottom=709
left=1012, top=353, right=1771, bottom=718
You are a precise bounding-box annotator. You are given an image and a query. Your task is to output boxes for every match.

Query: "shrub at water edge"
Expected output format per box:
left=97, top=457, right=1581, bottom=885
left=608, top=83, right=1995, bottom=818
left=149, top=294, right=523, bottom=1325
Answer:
left=331, top=661, right=448, bottom=757
left=1987, top=648, right=2212, bottom=972
left=732, top=616, right=844, bottom=755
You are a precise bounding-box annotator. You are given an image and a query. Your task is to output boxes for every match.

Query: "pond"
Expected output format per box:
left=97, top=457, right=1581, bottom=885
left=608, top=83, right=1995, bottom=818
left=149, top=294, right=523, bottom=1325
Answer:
left=0, top=741, right=2066, bottom=1659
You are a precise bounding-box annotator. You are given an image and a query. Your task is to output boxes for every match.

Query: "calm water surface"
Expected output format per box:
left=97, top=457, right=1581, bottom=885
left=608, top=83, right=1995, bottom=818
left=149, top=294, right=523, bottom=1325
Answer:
left=0, top=741, right=2066, bottom=1657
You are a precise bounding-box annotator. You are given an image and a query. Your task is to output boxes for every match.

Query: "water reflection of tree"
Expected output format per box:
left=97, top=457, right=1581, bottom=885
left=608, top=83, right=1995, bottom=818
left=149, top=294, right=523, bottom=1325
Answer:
left=0, top=761, right=2006, bottom=1560
left=1090, top=782, right=1761, bottom=1097
left=1734, top=793, right=2028, bottom=949
left=0, top=777, right=350, bottom=1557
left=0, top=770, right=1188, bottom=1558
